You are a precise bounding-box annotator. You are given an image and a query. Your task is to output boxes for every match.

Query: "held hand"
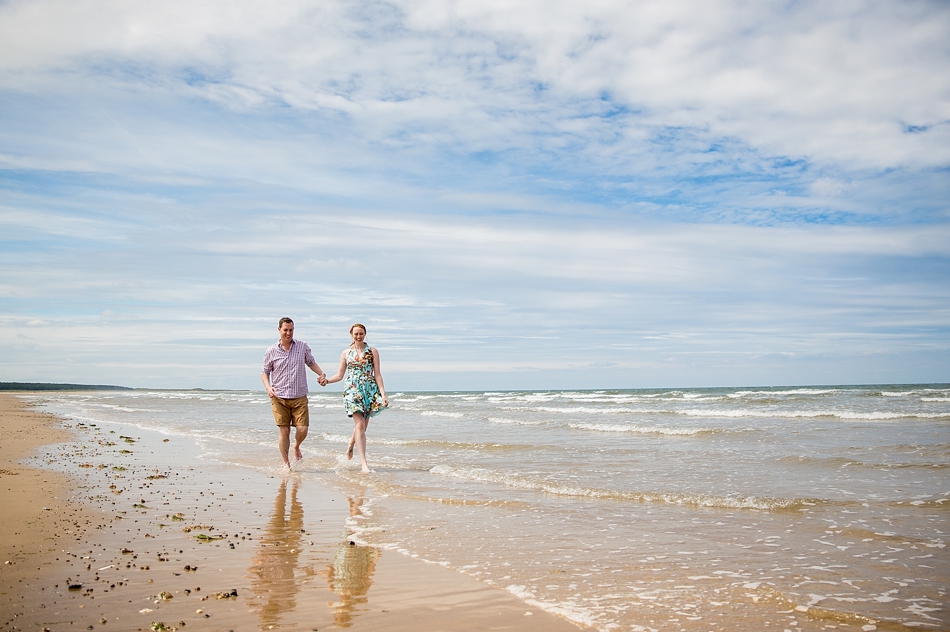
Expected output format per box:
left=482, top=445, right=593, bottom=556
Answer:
left=318, top=375, right=328, bottom=387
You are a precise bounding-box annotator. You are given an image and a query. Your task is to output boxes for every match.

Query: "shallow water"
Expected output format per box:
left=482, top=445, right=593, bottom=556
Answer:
left=27, top=384, right=950, bottom=631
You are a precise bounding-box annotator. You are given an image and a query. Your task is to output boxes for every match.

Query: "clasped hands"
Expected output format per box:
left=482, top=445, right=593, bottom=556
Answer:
left=317, top=374, right=329, bottom=387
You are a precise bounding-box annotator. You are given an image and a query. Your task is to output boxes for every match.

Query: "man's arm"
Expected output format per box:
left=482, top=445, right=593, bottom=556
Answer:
left=307, top=362, right=328, bottom=386
left=261, top=372, right=276, bottom=398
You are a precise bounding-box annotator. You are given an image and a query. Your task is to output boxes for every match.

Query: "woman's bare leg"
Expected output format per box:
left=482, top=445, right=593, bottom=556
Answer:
left=346, top=431, right=355, bottom=460
left=352, top=412, right=372, bottom=473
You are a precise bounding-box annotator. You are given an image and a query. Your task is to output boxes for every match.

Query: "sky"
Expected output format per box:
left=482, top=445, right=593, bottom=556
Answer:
left=1, top=0, right=949, bottom=391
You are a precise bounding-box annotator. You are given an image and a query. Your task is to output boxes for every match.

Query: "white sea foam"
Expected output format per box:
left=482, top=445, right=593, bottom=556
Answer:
left=487, top=417, right=546, bottom=426
left=519, top=393, right=560, bottom=403
left=504, top=586, right=602, bottom=630
left=320, top=433, right=511, bottom=453
left=85, top=403, right=158, bottom=413
left=531, top=404, right=918, bottom=419
left=428, top=465, right=808, bottom=510
left=420, top=411, right=464, bottom=418
left=568, top=423, right=715, bottom=436
left=398, top=395, right=438, bottom=402
left=536, top=405, right=652, bottom=414
left=728, top=389, right=839, bottom=397
left=321, top=433, right=352, bottom=444
left=675, top=408, right=949, bottom=420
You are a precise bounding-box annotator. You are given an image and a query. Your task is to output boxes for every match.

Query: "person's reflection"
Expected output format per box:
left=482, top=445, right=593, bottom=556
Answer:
left=325, top=495, right=379, bottom=627
left=247, top=478, right=304, bottom=629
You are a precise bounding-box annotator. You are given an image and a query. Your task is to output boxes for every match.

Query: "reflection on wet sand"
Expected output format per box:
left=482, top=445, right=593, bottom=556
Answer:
left=326, top=495, right=379, bottom=627
left=247, top=478, right=306, bottom=629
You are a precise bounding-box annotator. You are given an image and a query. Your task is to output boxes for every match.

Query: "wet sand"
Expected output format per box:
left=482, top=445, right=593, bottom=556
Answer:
left=0, top=393, right=593, bottom=632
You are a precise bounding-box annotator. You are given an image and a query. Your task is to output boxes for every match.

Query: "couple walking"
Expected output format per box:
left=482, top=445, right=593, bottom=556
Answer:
left=261, top=317, right=388, bottom=474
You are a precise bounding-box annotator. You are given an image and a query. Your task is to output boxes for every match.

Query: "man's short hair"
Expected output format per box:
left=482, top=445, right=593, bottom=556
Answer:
left=278, top=317, right=294, bottom=328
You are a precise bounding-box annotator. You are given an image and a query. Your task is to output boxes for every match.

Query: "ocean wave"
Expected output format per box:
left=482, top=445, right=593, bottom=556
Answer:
left=84, top=403, right=159, bottom=413
left=536, top=406, right=652, bottom=414
left=728, top=389, right=839, bottom=397
left=679, top=392, right=707, bottom=399
left=922, top=397, right=950, bottom=402
left=568, top=423, right=716, bottom=436
left=902, top=497, right=950, bottom=509
left=397, top=395, right=438, bottom=402
left=487, top=417, right=546, bottom=426
left=498, top=404, right=949, bottom=420
left=428, top=465, right=815, bottom=511
left=778, top=454, right=950, bottom=470
left=319, top=432, right=527, bottom=451
left=558, top=393, right=648, bottom=403
left=420, top=411, right=464, bottom=418
left=838, top=527, right=948, bottom=546
left=675, top=408, right=950, bottom=420
left=519, top=394, right=561, bottom=403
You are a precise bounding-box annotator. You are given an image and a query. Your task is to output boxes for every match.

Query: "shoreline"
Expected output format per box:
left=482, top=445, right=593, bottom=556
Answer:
left=0, top=393, right=593, bottom=632
left=1, top=394, right=106, bottom=620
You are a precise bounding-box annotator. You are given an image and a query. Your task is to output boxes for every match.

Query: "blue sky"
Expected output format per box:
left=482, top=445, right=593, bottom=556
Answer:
left=1, top=0, right=948, bottom=390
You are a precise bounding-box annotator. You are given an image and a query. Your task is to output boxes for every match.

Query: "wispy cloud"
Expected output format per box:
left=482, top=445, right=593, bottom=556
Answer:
left=0, top=0, right=947, bottom=389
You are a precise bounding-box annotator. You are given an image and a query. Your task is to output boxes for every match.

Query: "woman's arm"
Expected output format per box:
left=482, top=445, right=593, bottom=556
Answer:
left=324, top=350, right=348, bottom=384
left=371, top=347, right=388, bottom=406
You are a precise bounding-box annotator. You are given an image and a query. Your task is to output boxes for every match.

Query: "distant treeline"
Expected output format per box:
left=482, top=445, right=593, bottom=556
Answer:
left=0, top=382, right=132, bottom=391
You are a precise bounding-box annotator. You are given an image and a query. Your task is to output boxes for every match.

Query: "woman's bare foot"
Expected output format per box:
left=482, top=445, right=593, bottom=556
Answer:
left=346, top=440, right=355, bottom=460
left=361, top=465, right=373, bottom=474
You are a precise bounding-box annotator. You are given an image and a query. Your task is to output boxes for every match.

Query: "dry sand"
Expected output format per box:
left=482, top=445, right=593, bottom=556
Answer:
left=0, top=393, right=593, bottom=632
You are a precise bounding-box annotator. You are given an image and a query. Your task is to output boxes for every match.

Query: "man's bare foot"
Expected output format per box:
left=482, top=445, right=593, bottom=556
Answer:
left=281, top=462, right=292, bottom=474
left=294, top=446, right=304, bottom=461
left=346, top=440, right=355, bottom=460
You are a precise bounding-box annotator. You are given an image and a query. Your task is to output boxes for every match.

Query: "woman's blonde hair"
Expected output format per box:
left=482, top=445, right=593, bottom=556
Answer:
left=349, top=323, right=367, bottom=347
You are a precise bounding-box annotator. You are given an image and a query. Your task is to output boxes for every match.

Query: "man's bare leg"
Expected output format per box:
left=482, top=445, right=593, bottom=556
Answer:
left=293, top=425, right=308, bottom=462
left=278, top=425, right=292, bottom=471
left=352, top=413, right=372, bottom=473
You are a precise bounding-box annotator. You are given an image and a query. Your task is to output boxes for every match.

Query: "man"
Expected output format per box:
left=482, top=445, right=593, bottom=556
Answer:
left=261, top=317, right=328, bottom=471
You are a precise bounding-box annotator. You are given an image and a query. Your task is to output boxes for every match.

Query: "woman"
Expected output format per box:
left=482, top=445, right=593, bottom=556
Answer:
left=325, top=323, right=388, bottom=473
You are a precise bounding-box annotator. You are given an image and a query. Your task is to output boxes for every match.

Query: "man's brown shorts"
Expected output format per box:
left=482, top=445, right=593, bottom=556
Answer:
left=270, top=395, right=310, bottom=427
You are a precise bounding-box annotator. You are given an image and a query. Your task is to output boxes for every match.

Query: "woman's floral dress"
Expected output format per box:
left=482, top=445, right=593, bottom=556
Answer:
left=343, top=345, right=387, bottom=418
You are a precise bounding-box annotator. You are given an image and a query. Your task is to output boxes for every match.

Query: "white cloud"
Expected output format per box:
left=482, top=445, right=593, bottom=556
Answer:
left=1, top=0, right=947, bottom=172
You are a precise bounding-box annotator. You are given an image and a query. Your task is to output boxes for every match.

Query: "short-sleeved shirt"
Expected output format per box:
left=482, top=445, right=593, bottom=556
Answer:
left=261, top=339, right=315, bottom=399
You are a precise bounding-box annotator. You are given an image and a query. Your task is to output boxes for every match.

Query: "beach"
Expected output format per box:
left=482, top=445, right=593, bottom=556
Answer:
left=3, top=386, right=948, bottom=631
left=0, top=393, right=592, bottom=632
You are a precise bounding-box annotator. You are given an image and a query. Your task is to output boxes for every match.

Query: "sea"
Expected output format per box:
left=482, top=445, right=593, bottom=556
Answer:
left=24, top=384, right=950, bottom=631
